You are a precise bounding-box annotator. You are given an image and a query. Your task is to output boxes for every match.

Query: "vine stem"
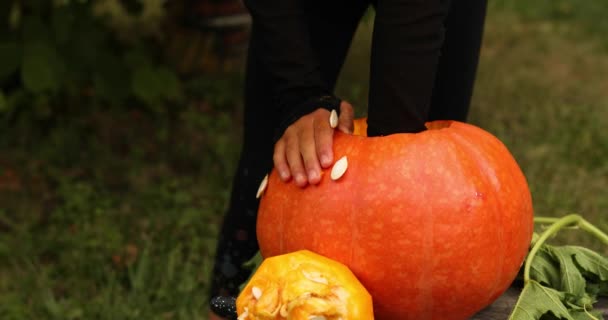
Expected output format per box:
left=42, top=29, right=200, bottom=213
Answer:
left=524, top=214, right=608, bottom=284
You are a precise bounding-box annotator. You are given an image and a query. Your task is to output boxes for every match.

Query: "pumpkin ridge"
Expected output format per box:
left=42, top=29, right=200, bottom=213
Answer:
left=403, top=132, right=439, bottom=320
left=348, top=135, right=363, bottom=287
left=348, top=160, right=356, bottom=278
left=422, top=140, right=435, bottom=320
left=444, top=127, right=507, bottom=309
left=449, top=123, right=534, bottom=236
left=424, top=129, right=476, bottom=319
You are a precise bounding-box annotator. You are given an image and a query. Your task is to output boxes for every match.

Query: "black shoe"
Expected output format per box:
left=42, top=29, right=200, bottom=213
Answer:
left=210, top=296, right=238, bottom=320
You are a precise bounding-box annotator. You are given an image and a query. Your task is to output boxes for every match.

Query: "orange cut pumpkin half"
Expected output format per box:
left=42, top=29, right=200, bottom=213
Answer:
left=236, top=250, right=374, bottom=320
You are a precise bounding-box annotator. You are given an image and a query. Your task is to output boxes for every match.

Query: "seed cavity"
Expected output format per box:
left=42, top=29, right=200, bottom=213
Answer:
left=330, top=156, right=348, bottom=181
left=329, top=110, right=338, bottom=128
left=252, top=286, right=262, bottom=300
left=256, top=174, right=269, bottom=199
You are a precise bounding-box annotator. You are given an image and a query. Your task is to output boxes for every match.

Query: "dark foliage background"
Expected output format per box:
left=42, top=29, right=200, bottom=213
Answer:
left=0, top=1, right=606, bottom=319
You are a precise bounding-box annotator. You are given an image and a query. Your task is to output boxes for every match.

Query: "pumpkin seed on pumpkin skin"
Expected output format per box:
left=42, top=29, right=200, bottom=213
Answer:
left=329, top=110, right=338, bottom=128
left=330, top=156, right=348, bottom=181
left=256, top=174, right=268, bottom=199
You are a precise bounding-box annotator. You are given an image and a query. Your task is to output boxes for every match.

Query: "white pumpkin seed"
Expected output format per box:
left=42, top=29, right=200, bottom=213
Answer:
left=256, top=174, right=269, bottom=199
left=237, top=307, right=249, bottom=320
left=309, top=316, right=327, bottom=320
left=302, top=270, right=329, bottom=284
left=329, top=109, right=338, bottom=128
left=251, top=286, right=262, bottom=300
left=330, top=156, right=348, bottom=181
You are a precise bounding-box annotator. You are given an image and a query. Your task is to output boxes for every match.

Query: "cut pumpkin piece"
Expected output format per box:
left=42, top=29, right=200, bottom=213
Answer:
left=236, top=250, right=373, bottom=320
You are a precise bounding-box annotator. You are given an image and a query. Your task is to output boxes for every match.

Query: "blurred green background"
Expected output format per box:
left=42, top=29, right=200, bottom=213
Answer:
left=0, top=1, right=606, bottom=319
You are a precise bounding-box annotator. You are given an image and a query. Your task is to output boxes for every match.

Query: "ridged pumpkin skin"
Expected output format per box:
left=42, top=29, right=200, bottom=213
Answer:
left=236, top=250, right=374, bottom=319
left=257, top=120, right=534, bottom=320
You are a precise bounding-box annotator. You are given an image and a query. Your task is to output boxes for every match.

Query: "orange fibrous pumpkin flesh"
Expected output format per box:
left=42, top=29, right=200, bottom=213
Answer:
left=236, top=250, right=374, bottom=320
left=257, top=120, right=534, bottom=320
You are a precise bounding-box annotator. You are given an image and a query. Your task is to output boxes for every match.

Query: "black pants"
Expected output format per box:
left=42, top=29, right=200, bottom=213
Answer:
left=210, top=0, right=488, bottom=298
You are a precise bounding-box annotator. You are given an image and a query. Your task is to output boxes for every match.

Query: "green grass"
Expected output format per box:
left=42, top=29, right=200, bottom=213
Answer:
left=1, top=2, right=608, bottom=319
left=473, top=3, right=608, bottom=248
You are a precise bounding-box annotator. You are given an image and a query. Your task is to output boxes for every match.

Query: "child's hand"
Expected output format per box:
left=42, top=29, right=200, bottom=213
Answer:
left=273, top=101, right=354, bottom=187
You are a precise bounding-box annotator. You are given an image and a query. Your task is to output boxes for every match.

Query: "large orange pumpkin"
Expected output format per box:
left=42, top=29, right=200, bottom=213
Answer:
left=257, top=120, right=534, bottom=320
left=236, top=250, right=374, bottom=319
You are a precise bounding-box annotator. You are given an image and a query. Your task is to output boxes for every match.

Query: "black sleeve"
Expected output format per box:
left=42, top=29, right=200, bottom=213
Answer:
left=243, top=0, right=341, bottom=141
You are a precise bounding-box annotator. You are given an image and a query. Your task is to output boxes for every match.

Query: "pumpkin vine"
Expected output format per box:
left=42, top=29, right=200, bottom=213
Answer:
left=526, top=214, right=608, bottom=284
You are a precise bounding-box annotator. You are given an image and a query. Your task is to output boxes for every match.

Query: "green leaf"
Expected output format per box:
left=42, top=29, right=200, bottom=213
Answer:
left=571, top=246, right=608, bottom=281
left=509, top=280, right=574, bottom=320
left=564, top=292, right=597, bottom=311
left=531, top=247, right=562, bottom=288
left=549, top=246, right=587, bottom=296
left=570, top=309, right=604, bottom=320
left=586, top=282, right=602, bottom=297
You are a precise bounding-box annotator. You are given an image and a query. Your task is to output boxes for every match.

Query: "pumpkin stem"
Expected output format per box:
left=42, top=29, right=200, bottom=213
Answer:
left=524, top=214, right=608, bottom=284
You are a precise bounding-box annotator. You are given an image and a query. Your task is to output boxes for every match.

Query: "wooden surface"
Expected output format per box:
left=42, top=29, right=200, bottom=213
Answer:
left=471, top=287, right=608, bottom=319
